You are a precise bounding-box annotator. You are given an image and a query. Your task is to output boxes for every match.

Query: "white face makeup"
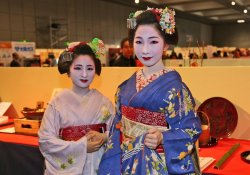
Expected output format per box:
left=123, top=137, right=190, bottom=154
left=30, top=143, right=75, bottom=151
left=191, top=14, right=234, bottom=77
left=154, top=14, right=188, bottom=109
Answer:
left=134, top=24, right=168, bottom=68
left=69, top=55, right=96, bottom=89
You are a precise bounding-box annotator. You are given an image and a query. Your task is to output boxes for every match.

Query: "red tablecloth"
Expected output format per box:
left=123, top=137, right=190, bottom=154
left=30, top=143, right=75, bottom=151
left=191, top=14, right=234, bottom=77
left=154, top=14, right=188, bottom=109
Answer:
left=200, top=138, right=250, bottom=175
left=0, top=121, right=38, bottom=147
left=1, top=123, right=250, bottom=174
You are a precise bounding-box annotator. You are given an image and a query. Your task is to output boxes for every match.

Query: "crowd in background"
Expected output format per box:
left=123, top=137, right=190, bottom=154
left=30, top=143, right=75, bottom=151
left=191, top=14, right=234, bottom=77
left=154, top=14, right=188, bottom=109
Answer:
left=5, top=46, right=250, bottom=68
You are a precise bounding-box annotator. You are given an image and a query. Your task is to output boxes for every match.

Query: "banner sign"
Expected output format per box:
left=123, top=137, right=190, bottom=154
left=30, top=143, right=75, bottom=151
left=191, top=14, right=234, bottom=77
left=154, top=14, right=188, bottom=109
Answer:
left=0, top=41, right=36, bottom=66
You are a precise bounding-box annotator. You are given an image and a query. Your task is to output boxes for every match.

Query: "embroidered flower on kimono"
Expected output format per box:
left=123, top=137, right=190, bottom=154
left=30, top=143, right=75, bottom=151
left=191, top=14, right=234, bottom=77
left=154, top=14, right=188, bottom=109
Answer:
left=181, top=160, right=192, bottom=170
left=152, top=169, right=159, bottom=175
left=178, top=151, right=188, bottom=160
left=128, top=143, right=133, bottom=150
left=105, top=137, right=114, bottom=152
left=99, top=105, right=111, bottom=122
left=185, top=128, right=199, bottom=139
left=151, top=153, right=159, bottom=162
left=182, top=87, right=193, bottom=115
left=131, top=158, right=138, bottom=174
left=186, top=142, right=194, bottom=154
left=54, top=155, right=76, bottom=170
left=168, top=93, right=174, bottom=100
left=61, top=163, right=67, bottom=169
left=67, top=156, right=75, bottom=165
left=115, top=121, right=122, bottom=130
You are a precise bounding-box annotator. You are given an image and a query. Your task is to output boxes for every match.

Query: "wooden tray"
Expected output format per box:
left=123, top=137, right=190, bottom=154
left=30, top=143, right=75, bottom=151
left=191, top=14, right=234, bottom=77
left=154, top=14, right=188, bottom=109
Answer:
left=14, top=118, right=41, bottom=136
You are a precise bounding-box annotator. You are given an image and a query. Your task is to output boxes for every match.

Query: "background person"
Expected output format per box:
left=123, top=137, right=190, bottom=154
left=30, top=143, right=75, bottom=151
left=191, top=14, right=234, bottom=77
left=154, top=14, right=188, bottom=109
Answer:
left=10, top=52, right=21, bottom=67
left=112, top=37, right=136, bottom=67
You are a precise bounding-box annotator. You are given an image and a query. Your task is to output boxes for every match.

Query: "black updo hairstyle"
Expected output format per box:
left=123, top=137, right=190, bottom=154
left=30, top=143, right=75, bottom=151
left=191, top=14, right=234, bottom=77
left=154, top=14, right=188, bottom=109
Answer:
left=58, top=43, right=102, bottom=75
left=128, top=10, right=178, bottom=46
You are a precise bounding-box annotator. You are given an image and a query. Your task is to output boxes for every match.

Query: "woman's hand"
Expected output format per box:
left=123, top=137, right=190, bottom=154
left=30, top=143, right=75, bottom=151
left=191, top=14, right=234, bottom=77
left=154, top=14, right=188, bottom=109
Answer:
left=86, top=131, right=107, bottom=153
left=144, top=128, right=163, bottom=150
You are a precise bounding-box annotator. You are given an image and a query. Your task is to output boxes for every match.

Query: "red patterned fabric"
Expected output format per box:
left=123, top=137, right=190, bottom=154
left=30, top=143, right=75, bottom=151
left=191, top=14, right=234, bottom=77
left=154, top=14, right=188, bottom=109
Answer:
left=121, top=105, right=168, bottom=127
left=121, top=106, right=168, bottom=153
left=59, top=123, right=106, bottom=141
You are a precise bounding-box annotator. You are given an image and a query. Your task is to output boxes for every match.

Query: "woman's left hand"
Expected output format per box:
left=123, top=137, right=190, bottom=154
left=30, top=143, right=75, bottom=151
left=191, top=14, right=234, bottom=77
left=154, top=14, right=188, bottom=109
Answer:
left=144, top=128, right=163, bottom=149
left=87, top=130, right=107, bottom=143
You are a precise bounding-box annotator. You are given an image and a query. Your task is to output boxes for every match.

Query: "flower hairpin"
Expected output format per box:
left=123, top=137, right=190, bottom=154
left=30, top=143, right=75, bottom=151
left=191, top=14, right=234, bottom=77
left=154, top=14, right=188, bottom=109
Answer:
left=127, top=7, right=176, bottom=35
left=66, top=38, right=105, bottom=60
left=88, top=38, right=105, bottom=59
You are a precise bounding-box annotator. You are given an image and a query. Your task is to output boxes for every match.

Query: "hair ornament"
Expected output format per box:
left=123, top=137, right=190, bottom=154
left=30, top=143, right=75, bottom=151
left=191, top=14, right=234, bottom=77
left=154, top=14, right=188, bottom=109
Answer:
left=87, top=38, right=105, bottom=59
left=127, top=6, right=176, bottom=35
left=58, top=51, right=73, bottom=64
left=67, top=42, right=86, bottom=52
left=66, top=38, right=105, bottom=59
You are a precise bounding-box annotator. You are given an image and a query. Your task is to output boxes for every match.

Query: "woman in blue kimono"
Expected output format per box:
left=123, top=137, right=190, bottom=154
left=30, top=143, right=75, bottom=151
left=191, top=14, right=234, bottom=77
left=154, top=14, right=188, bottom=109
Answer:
left=98, top=7, right=201, bottom=175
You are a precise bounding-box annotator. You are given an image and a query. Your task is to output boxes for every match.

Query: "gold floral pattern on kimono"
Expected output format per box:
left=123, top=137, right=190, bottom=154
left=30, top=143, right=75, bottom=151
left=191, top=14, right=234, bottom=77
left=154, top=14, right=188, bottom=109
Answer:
left=115, top=87, right=121, bottom=116
left=54, top=154, right=76, bottom=170
left=99, top=105, right=112, bottom=123
left=105, top=136, right=114, bottom=152
left=159, top=87, right=180, bottom=118
left=159, top=86, right=194, bottom=119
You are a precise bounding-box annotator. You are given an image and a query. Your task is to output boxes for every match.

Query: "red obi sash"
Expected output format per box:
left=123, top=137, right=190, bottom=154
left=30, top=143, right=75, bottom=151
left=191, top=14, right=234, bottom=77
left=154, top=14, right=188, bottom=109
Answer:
left=121, top=105, right=168, bottom=127
left=121, top=106, right=168, bottom=153
left=59, top=123, right=106, bottom=141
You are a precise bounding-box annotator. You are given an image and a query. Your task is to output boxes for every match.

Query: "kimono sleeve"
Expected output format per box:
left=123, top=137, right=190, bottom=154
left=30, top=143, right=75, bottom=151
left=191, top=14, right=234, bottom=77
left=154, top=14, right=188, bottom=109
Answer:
left=160, top=84, right=201, bottom=174
left=38, top=103, right=87, bottom=174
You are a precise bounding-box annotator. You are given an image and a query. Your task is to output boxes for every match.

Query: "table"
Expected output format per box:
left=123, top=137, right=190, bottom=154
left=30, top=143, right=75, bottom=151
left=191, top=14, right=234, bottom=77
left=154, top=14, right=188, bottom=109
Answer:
left=0, top=123, right=44, bottom=175
left=200, top=138, right=250, bottom=175
left=0, top=123, right=249, bottom=175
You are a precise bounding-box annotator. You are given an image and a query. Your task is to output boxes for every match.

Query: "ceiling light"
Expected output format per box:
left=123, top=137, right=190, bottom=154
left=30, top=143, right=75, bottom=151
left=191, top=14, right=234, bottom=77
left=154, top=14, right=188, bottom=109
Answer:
left=135, top=0, right=139, bottom=4
left=231, top=1, right=236, bottom=5
left=237, top=19, right=245, bottom=23
left=244, top=9, right=248, bottom=13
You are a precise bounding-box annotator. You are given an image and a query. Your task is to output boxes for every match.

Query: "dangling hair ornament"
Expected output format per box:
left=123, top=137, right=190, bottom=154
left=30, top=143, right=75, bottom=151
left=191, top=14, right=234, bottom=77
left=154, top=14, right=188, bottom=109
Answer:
left=60, top=41, right=87, bottom=63
left=127, top=6, right=176, bottom=35
left=87, top=38, right=105, bottom=59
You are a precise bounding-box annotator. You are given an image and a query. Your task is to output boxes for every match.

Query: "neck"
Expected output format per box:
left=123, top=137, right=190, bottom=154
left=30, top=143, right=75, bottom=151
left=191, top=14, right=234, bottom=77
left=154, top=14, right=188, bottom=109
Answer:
left=142, top=60, right=165, bottom=78
left=72, top=84, right=90, bottom=97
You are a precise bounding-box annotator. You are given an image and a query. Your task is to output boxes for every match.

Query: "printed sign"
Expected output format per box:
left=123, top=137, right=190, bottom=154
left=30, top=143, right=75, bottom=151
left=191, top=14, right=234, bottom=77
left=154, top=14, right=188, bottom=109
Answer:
left=0, top=42, right=12, bottom=66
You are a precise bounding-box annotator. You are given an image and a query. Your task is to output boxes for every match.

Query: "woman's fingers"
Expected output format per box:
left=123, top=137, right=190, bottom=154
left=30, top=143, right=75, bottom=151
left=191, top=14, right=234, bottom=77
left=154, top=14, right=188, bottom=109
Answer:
left=144, top=128, right=163, bottom=149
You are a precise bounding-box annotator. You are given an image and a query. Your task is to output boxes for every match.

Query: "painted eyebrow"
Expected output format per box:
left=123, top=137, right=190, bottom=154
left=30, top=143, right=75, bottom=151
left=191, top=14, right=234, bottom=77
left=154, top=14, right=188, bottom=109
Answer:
left=73, top=64, right=83, bottom=67
left=74, top=64, right=94, bottom=67
left=134, top=36, right=160, bottom=39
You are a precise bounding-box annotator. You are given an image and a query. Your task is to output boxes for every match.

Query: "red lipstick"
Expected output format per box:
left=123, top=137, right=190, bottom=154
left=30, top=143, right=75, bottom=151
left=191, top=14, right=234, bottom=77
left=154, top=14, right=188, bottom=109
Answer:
left=80, top=79, right=88, bottom=83
left=142, top=57, right=151, bottom=61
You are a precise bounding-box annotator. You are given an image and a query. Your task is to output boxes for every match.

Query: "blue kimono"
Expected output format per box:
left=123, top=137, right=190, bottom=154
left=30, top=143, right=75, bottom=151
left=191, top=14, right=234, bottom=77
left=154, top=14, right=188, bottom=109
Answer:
left=98, top=69, right=201, bottom=175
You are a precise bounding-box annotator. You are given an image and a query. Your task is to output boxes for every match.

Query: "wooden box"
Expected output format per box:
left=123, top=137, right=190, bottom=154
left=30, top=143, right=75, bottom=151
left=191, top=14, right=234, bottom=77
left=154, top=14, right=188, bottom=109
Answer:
left=14, top=118, right=41, bottom=136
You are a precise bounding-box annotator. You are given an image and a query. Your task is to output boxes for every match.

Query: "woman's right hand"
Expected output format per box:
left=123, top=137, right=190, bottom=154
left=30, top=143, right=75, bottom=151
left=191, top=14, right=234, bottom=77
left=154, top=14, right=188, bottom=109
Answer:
left=86, top=131, right=105, bottom=153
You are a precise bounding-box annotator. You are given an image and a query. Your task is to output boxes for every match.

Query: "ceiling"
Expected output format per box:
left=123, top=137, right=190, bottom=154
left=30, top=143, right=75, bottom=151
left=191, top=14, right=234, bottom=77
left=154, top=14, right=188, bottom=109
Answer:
left=106, top=0, right=250, bottom=24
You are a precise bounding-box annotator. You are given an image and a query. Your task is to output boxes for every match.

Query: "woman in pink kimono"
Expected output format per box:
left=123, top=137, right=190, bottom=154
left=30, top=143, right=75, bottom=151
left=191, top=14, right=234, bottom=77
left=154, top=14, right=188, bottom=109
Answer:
left=38, top=38, right=114, bottom=175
